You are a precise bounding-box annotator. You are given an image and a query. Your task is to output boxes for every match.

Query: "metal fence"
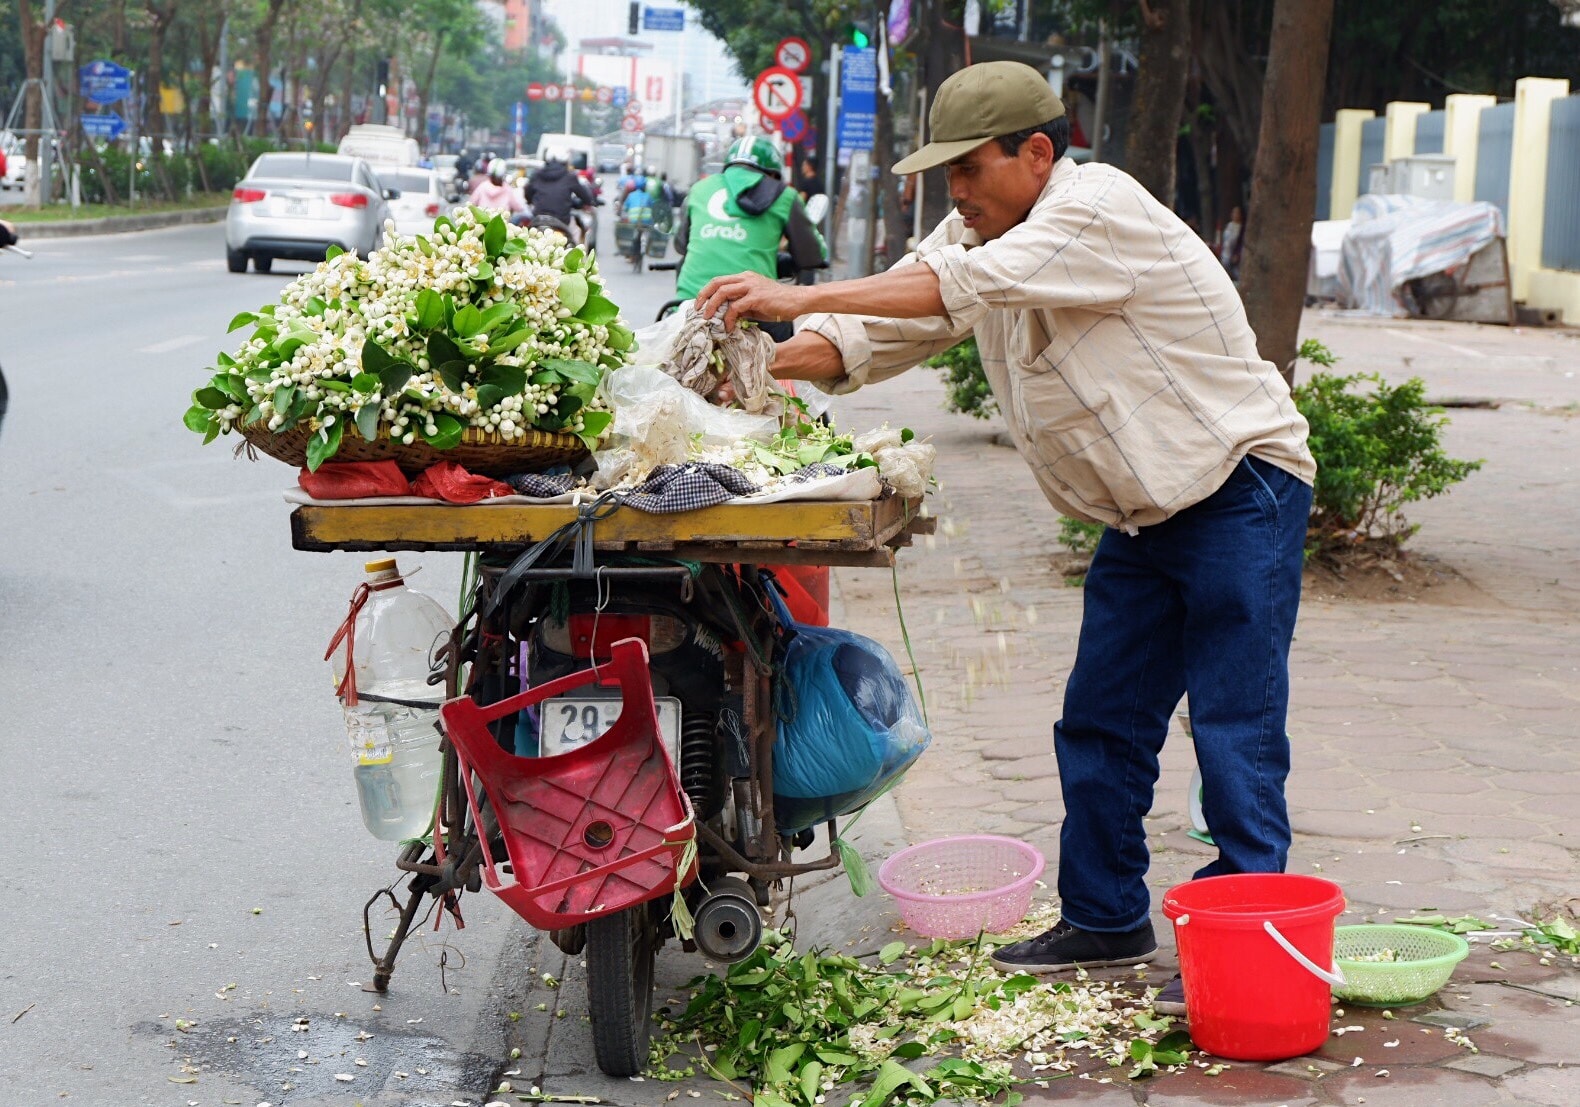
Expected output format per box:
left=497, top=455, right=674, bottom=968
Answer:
left=1315, top=123, right=1335, bottom=219
left=1473, top=101, right=1516, bottom=218
left=1414, top=110, right=1445, bottom=154
left=1542, top=95, right=1580, bottom=271
left=1357, top=116, right=1385, bottom=196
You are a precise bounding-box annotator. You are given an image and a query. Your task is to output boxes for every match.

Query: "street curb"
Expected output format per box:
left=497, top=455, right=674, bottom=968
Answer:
left=18, top=205, right=227, bottom=239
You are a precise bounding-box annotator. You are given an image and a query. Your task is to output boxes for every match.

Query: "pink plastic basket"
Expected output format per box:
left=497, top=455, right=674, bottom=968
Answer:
left=877, top=835, right=1045, bottom=938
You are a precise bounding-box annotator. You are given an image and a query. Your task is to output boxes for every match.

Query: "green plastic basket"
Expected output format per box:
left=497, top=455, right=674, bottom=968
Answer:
left=1332, top=924, right=1470, bottom=1006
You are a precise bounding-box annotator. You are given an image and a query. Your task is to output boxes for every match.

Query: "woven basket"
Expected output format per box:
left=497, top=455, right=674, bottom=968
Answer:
left=237, top=419, right=587, bottom=478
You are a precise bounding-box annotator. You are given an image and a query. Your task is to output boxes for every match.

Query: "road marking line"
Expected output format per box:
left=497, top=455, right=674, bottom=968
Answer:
left=138, top=334, right=206, bottom=354
left=1383, top=327, right=1481, bottom=358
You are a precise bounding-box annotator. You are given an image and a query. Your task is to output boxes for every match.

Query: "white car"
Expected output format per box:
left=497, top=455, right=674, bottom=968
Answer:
left=225, top=152, right=395, bottom=274
left=1, top=132, right=26, bottom=191
left=380, top=166, right=446, bottom=237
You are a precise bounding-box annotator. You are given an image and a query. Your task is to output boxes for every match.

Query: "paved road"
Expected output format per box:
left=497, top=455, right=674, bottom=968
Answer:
left=0, top=220, right=688, bottom=1105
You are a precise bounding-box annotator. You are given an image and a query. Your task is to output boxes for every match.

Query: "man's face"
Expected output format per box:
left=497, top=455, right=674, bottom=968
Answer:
left=945, top=135, right=1053, bottom=241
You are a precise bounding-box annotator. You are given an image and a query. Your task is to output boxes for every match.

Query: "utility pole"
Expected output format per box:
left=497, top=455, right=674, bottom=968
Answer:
left=41, top=0, right=56, bottom=204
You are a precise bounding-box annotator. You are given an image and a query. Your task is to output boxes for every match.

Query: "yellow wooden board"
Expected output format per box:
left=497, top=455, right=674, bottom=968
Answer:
left=292, top=496, right=927, bottom=565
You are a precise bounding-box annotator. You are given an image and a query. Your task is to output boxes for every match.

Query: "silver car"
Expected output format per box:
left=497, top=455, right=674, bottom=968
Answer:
left=381, top=167, right=446, bottom=238
left=225, top=152, right=395, bottom=274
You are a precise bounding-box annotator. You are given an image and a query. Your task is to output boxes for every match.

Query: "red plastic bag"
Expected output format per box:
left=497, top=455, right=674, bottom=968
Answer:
left=298, top=460, right=412, bottom=499
left=411, top=461, right=515, bottom=504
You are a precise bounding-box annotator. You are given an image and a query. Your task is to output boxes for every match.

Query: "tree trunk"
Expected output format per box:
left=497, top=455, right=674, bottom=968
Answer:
left=416, top=30, right=447, bottom=152
left=145, top=1, right=180, bottom=139
left=339, top=43, right=360, bottom=137
left=916, top=0, right=965, bottom=234
left=873, top=81, right=909, bottom=270
left=1240, top=0, right=1335, bottom=386
left=1124, top=0, right=1191, bottom=206
left=254, top=0, right=289, bottom=137
left=16, top=0, right=43, bottom=165
left=194, top=9, right=222, bottom=139
left=1193, top=0, right=1264, bottom=173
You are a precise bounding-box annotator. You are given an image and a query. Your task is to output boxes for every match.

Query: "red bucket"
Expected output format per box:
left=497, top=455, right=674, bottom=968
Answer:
left=1161, top=874, right=1345, bottom=1061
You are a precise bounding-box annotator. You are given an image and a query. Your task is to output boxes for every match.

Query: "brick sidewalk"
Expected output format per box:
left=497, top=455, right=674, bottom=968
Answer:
left=825, top=309, right=1580, bottom=1105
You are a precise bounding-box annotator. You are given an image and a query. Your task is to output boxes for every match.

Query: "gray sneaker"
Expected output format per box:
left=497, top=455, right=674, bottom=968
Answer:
left=989, top=918, right=1158, bottom=975
left=1152, top=974, right=1187, bottom=1016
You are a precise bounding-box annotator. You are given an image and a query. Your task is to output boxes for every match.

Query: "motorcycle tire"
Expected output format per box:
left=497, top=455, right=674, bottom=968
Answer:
left=585, top=903, right=658, bottom=1076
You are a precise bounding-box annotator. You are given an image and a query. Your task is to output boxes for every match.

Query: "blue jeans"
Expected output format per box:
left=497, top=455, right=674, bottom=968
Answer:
left=1054, top=456, right=1312, bottom=933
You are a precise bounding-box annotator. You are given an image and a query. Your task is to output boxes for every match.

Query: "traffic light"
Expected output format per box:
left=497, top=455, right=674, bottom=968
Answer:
left=628, top=2, right=640, bottom=35
left=845, top=21, right=870, bottom=48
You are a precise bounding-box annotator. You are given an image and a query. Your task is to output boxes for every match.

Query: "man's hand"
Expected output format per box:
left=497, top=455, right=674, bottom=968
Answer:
left=696, top=271, right=807, bottom=332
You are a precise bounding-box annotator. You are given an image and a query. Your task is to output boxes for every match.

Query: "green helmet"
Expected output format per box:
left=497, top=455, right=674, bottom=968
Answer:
left=725, top=136, right=783, bottom=176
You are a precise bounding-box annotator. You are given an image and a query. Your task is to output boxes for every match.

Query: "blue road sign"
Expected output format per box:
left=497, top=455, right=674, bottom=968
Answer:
left=79, top=59, right=133, bottom=106
left=611, top=86, right=630, bottom=108
left=513, top=101, right=526, bottom=136
left=81, top=112, right=127, bottom=139
left=836, top=46, right=877, bottom=153
left=779, top=109, right=810, bottom=145
left=643, top=6, right=685, bottom=31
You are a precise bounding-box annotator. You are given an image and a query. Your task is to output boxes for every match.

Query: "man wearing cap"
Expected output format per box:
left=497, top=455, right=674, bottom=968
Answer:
left=697, top=62, right=1314, bottom=1013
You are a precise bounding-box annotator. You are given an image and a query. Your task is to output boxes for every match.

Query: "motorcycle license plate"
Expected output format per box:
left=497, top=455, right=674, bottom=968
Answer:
left=538, top=696, right=681, bottom=759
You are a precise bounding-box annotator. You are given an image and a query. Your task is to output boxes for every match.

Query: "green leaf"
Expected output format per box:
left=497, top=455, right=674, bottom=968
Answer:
left=428, top=330, right=464, bottom=367
left=360, top=336, right=395, bottom=375
left=303, top=296, right=328, bottom=317
left=878, top=941, right=906, bottom=966
left=355, top=403, right=382, bottom=442
left=574, top=410, right=614, bottom=451
left=420, top=411, right=464, bottom=451
left=452, top=304, right=485, bottom=337
left=319, top=379, right=351, bottom=393
left=212, top=373, right=247, bottom=402
left=538, top=358, right=602, bottom=387
left=900, top=427, right=915, bottom=443
left=193, top=386, right=230, bottom=410
left=201, top=420, right=221, bottom=445
left=479, top=363, right=527, bottom=394
left=815, top=1050, right=858, bottom=1066
left=475, top=384, right=507, bottom=410
left=487, top=328, right=533, bottom=355
left=351, top=372, right=382, bottom=393
left=305, top=417, right=345, bottom=471
left=227, top=311, right=258, bottom=333
left=437, top=360, right=469, bottom=393
left=891, top=1041, right=926, bottom=1060
left=325, top=244, right=344, bottom=260
left=563, top=245, right=584, bottom=272
left=557, top=271, right=590, bottom=315
left=835, top=838, right=872, bottom=897
left=478, top=302, right=520, bottom=333
left=473, top=260, right=494, bottom=283
left=765, top=1043, right=805, bottom=1085
left=415, top=288, right=445, bottom=330
left=183, top=405, right=214, bottom=433
left=605, top=323, right=635, bottom=352
left=273, top=383, right=296, bottom=414
left=416, top=235, right=434, bottom=257
left=379, top=360, right=417, bottom=396
left=242, top=403, right=265, bottom=427
left=483, top=213, right=507, bottom=258
left=857, top=1060, right=928, bottom=1107
left=577, top=294, right=620, bottom=325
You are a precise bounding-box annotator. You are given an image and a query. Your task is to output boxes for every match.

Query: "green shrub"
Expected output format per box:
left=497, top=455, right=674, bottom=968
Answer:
left=926, top=338, right=997, bottom=420
left=1293, top=370, right=1483, bottom=556
left=1058, top=516, right=1105, bottom=555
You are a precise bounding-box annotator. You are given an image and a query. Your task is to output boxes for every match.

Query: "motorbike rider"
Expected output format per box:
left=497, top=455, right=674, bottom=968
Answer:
left=468, top=158, right=529, bottom=224
left=526, top=149, right=600, bottom=244
left=0, top=218, right=13, bottom=430
left=674, top=137, right=826, bottom=341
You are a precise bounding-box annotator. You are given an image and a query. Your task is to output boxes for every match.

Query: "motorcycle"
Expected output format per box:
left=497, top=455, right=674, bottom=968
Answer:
left=0, top=219, right=28, bottom=435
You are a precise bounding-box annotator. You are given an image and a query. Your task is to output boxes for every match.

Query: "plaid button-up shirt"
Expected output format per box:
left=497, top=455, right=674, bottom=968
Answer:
left=802, top=158, right=1315, bottom=531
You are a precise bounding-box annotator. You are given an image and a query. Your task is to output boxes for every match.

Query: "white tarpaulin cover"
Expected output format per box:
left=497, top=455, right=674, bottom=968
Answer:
left=1307, top=219, right=1351, bottom=301
left=1338, top=194, right=1506, bottom=316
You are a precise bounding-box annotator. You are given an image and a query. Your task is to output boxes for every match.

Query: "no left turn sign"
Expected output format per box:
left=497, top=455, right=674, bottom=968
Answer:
left=753, top=66, right=802, bottom=121
left=775, top=37, right=812, bottom=74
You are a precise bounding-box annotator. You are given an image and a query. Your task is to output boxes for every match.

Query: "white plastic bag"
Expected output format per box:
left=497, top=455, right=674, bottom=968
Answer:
left=592, top=364, right=781, bottom=487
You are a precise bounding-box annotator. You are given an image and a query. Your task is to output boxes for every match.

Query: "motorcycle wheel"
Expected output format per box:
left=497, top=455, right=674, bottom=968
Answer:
left=585, top=903, right=658, bottom=1076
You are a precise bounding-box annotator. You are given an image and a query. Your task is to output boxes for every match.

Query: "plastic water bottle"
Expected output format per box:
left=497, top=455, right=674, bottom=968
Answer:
left=330, top=558, right=454, bottom=841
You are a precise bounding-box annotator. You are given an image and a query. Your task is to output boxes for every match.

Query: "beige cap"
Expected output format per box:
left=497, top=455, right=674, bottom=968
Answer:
left=892, top=61, right=1065, bottom=175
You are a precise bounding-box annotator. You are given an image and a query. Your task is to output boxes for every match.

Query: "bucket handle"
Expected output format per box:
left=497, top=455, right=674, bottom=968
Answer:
left=1263, top=921, right=1346, bottom=988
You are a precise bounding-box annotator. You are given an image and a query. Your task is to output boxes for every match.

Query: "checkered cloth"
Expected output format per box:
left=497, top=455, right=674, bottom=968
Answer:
left=504, top=461, right=847, bottom=513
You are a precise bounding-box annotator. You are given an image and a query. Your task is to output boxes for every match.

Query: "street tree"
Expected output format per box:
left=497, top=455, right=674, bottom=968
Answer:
left=1123, top=0, right=1189, bottom=205
left=1239, top=0, right=1335, bottom=384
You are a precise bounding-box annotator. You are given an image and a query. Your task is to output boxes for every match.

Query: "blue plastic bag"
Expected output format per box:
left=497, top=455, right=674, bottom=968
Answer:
left=766, top=579, right=931, bottom=833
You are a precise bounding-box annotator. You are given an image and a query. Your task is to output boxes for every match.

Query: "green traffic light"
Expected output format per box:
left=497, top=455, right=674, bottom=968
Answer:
left=851, top=27, right=870, bottom=47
